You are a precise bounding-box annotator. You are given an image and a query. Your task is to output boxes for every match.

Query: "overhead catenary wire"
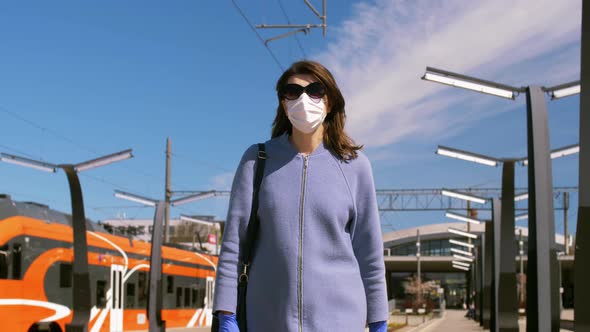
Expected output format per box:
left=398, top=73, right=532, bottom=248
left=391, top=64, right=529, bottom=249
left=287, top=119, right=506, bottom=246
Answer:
left=0, top=106, right=101, bottom=156
left=230, top=0, right=285, bottom=72
left=171, top=152, right=233, bottom=173
left=0, top=105, right=164, bottom=183
left=276, top=0, right=308, bottom=59
left=0, top=144, right=38, bottom=160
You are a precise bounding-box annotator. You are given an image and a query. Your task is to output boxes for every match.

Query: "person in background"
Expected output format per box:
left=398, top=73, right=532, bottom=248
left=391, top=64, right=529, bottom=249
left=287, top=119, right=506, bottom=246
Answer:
left=213, top=60, right=389, bottom=332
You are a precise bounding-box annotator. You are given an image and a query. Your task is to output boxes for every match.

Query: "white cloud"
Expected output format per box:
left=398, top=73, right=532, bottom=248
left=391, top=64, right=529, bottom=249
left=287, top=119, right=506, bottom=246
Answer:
left=318, top=0, right=581, bottom=149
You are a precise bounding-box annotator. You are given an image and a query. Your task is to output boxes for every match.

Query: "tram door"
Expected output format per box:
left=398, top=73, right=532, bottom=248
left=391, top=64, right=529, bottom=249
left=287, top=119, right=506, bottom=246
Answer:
left=110, top=264, right=124, bottom=332
left=205, top=277, right=214, bottom=309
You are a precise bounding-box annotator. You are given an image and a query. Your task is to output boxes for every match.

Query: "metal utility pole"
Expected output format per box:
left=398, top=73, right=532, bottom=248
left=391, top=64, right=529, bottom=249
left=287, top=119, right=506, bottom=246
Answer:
left=164, top=138, right=172, bottom=243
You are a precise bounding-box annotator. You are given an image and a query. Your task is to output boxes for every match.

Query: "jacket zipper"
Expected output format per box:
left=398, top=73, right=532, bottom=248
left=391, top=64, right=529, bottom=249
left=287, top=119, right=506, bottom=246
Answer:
left=298, top=155, right=309, bottom=332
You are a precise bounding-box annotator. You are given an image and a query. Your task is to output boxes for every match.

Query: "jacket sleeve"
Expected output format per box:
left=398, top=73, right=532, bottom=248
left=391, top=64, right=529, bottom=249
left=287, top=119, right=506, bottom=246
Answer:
left=350, top=154, right=389, bottom=323
left=212, top=144, right=257, bottom=313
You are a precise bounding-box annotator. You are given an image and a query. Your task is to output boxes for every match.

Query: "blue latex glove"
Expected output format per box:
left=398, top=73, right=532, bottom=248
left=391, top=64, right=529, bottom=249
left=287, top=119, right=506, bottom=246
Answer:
left=369, top=320, right=387, bottom=332
left=218, top=313, right=240, bottom=332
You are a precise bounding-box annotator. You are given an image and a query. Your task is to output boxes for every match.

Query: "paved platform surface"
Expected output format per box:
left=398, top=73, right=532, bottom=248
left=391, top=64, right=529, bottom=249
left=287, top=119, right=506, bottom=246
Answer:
left=409, top=310, right=573, bottom=332
left=134, top=310, right=575, bottom=332
left=409, top=310, right=482, bottom=331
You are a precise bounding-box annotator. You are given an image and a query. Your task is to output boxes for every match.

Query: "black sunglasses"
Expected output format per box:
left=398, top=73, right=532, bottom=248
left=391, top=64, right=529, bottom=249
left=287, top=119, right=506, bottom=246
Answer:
left=280, top=82, right=326, bottom=101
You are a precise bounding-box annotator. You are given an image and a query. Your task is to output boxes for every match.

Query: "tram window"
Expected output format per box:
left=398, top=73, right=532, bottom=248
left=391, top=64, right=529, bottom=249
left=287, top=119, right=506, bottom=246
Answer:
left=167, top=275, right=174, bottom=293
left=176, top=287, right=182, bottom=307
left=59, top=264, right=73, bottom=288
left=184, top=287, right=190, bottom=307
left=192, top=288, right=197, bottom=307
left=0, top=245, right=8, bottom=279
left=11, top=244, right=21, bottom=280
left=96, top=280, right=107, bottom=308
left=126, top=283, right=136, bottom=308
left=138, top=272, right=147, bottom=307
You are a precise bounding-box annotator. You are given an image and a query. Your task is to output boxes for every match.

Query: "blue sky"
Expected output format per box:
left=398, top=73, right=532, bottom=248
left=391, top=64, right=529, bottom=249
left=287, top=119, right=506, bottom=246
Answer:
left=0, top=0, right=582, bottom=235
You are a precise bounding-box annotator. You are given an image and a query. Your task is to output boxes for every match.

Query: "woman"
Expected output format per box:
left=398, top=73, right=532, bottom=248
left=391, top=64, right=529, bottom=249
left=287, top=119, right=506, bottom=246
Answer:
left=213, top=60, right=388, bottom=332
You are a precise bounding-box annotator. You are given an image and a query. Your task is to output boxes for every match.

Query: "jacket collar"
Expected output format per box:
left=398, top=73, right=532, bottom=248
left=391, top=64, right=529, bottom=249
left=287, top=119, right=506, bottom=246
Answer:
left=278, top=132, right=328, bottom=157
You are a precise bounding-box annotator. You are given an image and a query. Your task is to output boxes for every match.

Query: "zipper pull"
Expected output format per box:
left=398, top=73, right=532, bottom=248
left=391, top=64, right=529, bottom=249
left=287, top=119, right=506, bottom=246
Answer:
left=304, top=156, right=309, bottom=169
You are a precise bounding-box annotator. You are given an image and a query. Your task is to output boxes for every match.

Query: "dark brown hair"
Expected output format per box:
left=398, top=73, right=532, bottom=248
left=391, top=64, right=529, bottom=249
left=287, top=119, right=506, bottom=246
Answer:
left=271, top=60, right=362, bottom=161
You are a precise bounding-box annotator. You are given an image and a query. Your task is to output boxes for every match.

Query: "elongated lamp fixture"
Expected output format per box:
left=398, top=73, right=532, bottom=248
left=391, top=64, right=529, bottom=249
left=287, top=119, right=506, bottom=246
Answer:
left=436, top=145, right=499, bottom=167
left=449, top=239, right=475, bottom=249
left=453, top=260, right=471, bottom=268
left=180, top=214, right=220, bottom=229
left=75, top=149, right=133, bottom=172
left=0, top=153, right=58, bottom=173
left=515, top=193, right=529, bottom=201
left=448, top=227, right=478, bottom=239
left=441, top=189, right=488, bottom=205
left=114, top=190, right=157, bottom=207
left=453, top=254, right=474, bottom=262
left=521, top=144, right=579, bottom=166
left=422, top=67, right=519, bottom=99
left=446, top=211, right=483, bottom=224
left=451, top=248, right=474, bottom=257
left=453, top=264, right=471, bottom=271
left=544, top=81, right=581, bottom=100
left=171, top=191, right=217, bottom=207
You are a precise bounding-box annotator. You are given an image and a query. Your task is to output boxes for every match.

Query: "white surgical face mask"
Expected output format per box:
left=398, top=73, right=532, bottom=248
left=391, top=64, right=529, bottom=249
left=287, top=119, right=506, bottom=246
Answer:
left=285, top=93, right=326, bottom=134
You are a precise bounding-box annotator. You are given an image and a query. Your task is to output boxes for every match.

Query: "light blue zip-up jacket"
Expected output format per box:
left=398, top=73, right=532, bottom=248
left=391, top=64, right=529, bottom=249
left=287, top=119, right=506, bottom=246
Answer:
left=213, top=133, right=388, bottom=331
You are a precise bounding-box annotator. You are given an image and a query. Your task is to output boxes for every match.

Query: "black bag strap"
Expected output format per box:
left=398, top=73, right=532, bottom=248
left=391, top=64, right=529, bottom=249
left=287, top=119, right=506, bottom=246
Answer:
left=240, top=143, right=266, bottom=273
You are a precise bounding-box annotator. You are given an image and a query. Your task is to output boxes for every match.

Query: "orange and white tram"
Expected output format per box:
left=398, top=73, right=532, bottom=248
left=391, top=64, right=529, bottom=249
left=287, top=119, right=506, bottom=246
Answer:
left=0, top=195, right=218, bottom=332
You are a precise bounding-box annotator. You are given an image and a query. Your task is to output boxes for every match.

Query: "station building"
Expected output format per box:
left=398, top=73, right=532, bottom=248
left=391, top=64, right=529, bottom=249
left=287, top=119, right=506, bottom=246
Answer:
left=382, top=222, right=574, bottom=310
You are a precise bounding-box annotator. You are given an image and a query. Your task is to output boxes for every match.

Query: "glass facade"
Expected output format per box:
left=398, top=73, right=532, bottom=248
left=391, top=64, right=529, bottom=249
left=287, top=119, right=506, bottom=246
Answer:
left=389, top=272, right=468, bottom=310
left=384, top=229, right=572, bottom=312
left=389, top=238, right=529, bottom=257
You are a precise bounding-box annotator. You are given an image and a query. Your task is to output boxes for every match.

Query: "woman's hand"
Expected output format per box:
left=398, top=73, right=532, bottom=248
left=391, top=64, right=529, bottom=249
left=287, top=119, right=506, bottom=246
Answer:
left=218, top=312, right=240, bottom=332
left=368, top=320, right=387, bottom=332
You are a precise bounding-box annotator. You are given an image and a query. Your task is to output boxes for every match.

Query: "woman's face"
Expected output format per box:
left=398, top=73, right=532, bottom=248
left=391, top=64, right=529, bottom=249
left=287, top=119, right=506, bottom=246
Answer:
left=281, top=74, right=329, bottom=114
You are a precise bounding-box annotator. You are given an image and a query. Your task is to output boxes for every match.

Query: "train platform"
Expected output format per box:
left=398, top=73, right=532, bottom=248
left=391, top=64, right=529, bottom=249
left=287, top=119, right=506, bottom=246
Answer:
left=406, top=309, right=574, bottom=332
left=132, top=310, right=575, bottom=331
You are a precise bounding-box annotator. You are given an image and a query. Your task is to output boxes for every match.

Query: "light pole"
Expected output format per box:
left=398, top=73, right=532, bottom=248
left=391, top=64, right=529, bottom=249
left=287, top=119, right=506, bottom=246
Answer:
left=441, top=189, right=505, bottom=330
left=424, top=67, right=580, bottom=332
left=575, top=3, right=590, bottom=330
left=438, top=144, right=578, bottom=331
left=0, top=149, right=133, bottom=332
left=114, top=190, right=218, bottom=332
left=438, top=146, right=523, bottom=331
left=114, top=191, right=165, bottom=332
